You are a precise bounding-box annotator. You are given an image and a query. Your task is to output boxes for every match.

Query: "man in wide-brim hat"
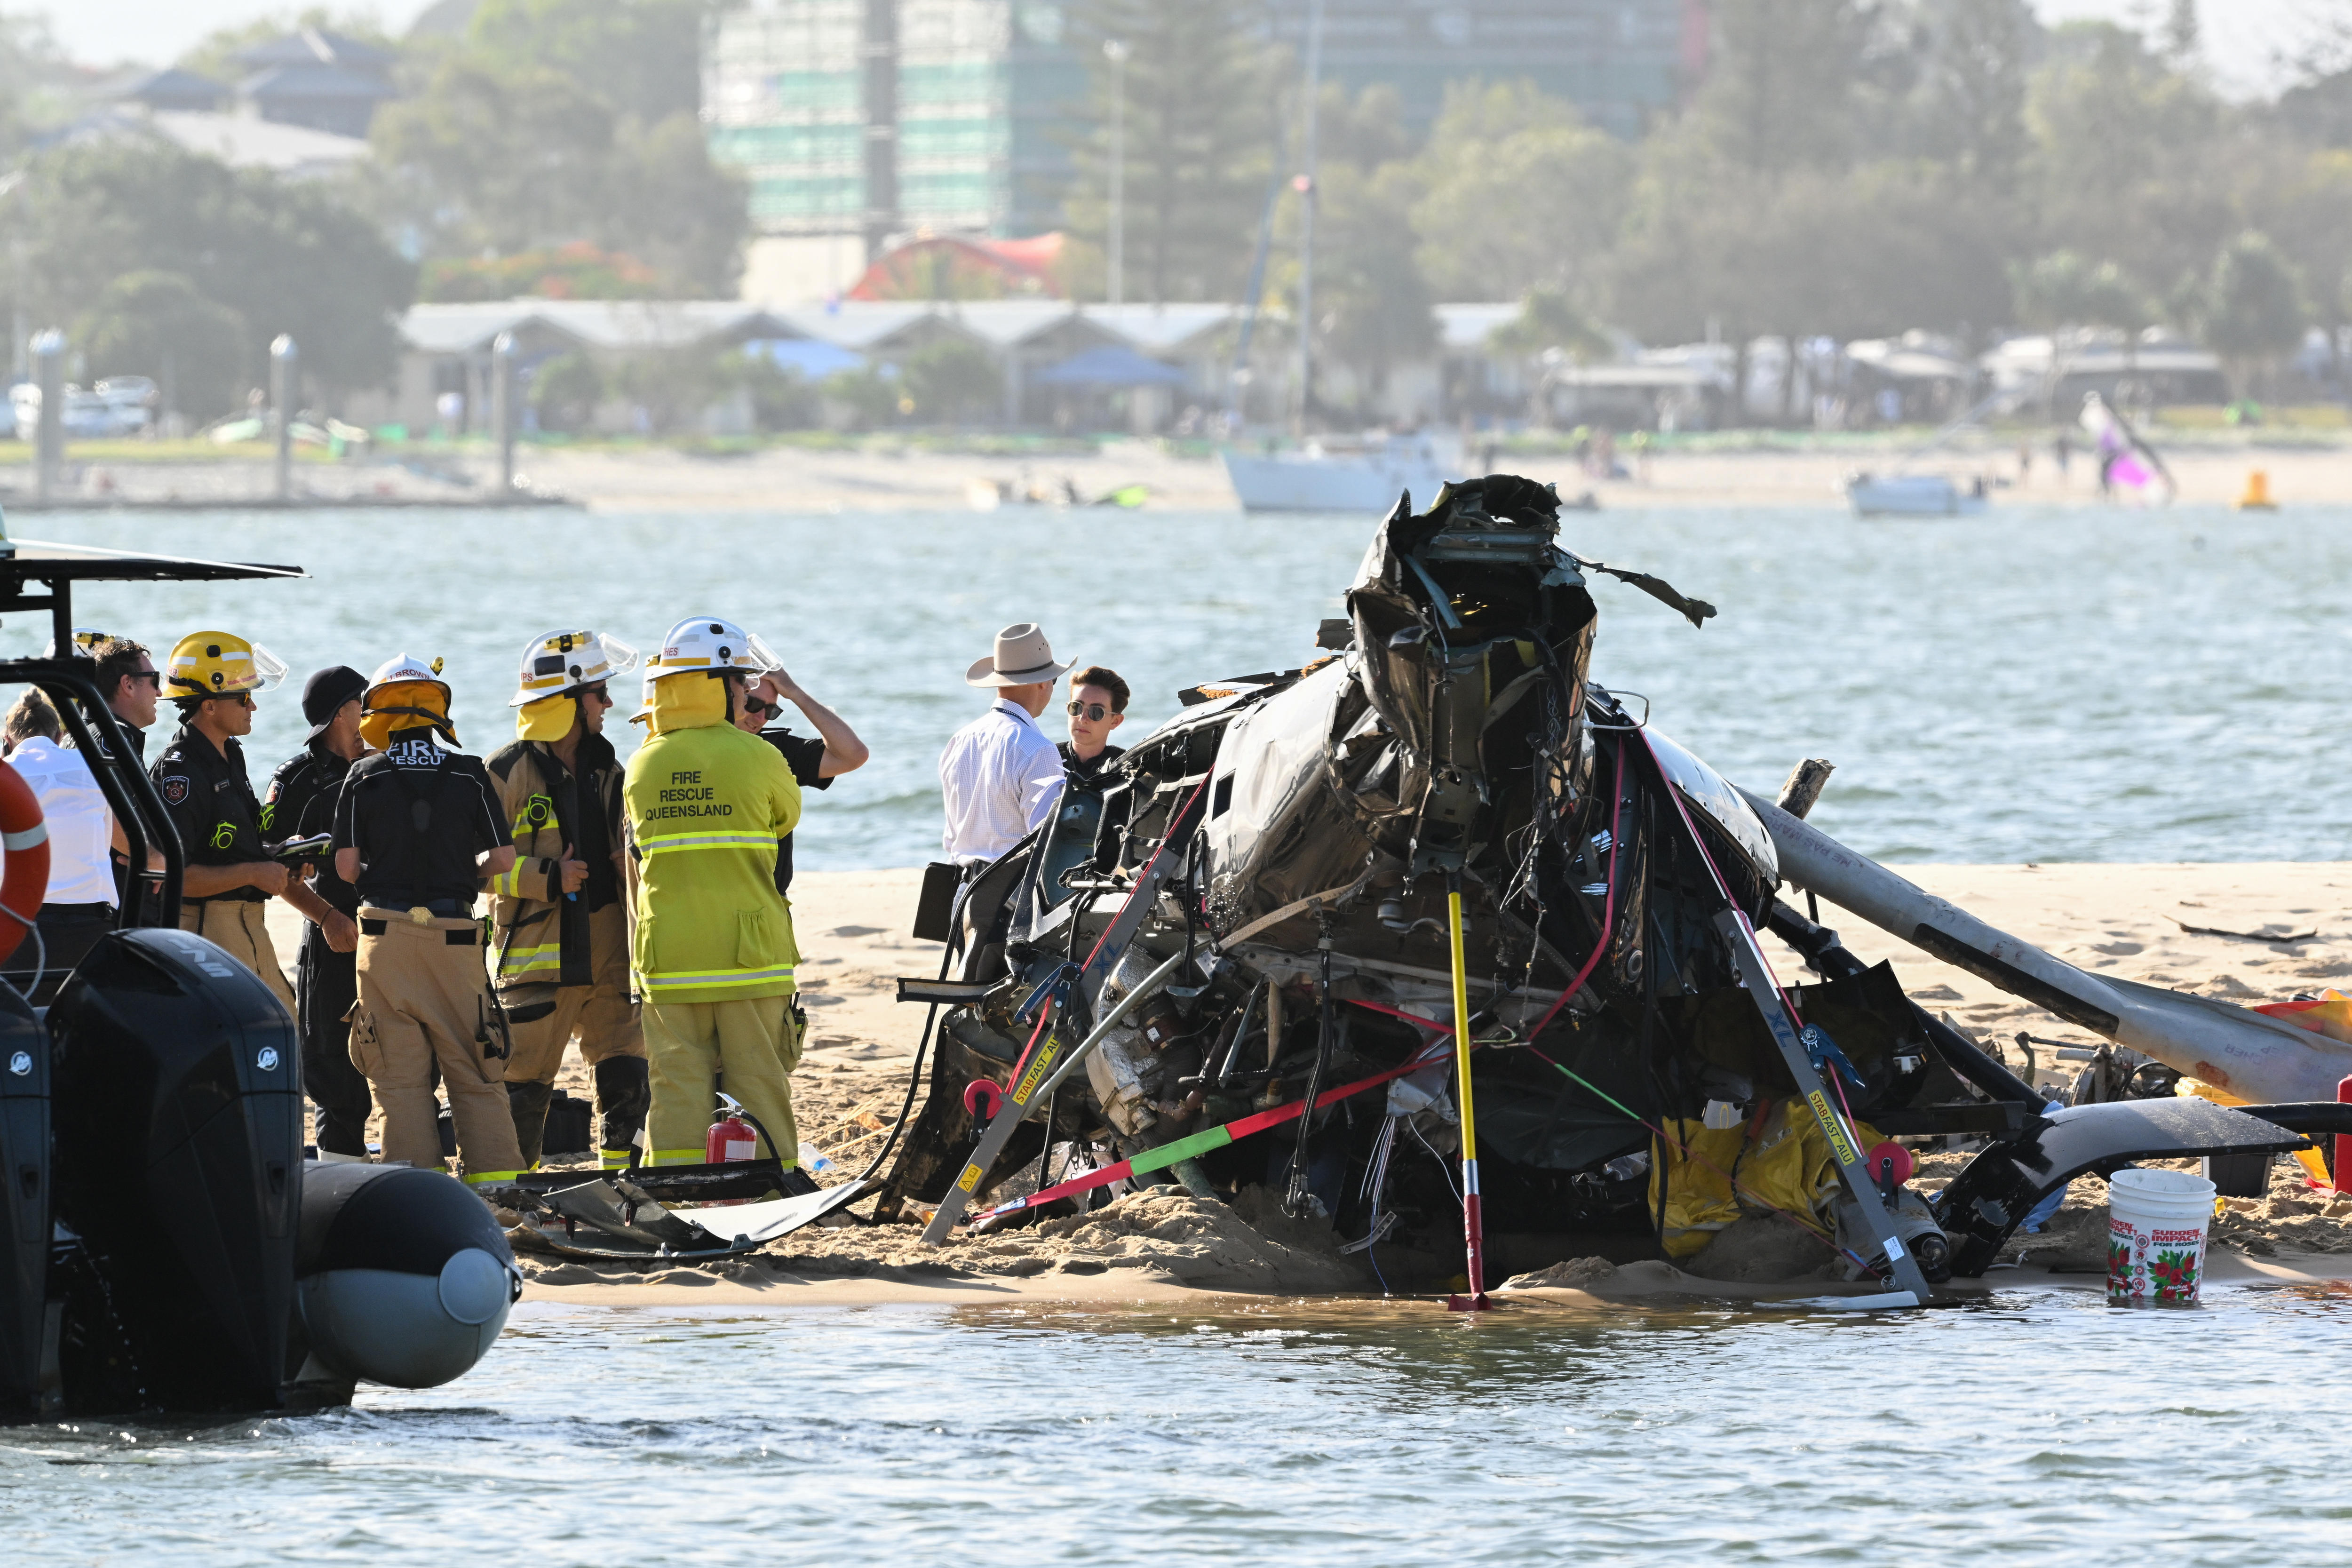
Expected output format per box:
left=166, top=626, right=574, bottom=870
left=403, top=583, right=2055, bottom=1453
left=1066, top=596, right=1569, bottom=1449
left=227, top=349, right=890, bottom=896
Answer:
left=938, top=622, right=1073, bottom=868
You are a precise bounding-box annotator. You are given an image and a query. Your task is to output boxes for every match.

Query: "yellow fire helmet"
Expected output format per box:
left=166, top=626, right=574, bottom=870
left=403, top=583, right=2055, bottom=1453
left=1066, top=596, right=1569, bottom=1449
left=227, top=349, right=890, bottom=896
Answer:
left=360, top=653, right=455, bottom=750
left=165, top=630, right=289, bottom=700
left=509, top=629, right=638, bottom=708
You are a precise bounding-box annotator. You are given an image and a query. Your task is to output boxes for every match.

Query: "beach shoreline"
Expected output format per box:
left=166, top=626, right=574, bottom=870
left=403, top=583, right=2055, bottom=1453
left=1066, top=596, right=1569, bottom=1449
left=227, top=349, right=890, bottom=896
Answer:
left=16, top=435, right=2352, bottom=513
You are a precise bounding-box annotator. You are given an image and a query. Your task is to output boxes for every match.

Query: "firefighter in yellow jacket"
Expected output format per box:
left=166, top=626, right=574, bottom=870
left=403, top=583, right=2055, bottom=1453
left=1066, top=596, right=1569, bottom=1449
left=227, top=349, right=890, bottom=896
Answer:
left=486, top=629, right=651, bottom=1169
left=623, top=615, right=813, bottom=1187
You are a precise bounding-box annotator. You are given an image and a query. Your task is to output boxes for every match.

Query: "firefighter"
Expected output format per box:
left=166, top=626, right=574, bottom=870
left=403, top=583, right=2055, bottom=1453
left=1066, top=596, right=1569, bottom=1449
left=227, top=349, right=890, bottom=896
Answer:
left=622, top=615, right=813, bottom=1188
left=152, top=630, right=333, bottom=1013
left=331, top=654, right=526, bottom=1190
left=263, top=665, right=373, bottom=1159
left=486, top=628, right=650, bottom=1169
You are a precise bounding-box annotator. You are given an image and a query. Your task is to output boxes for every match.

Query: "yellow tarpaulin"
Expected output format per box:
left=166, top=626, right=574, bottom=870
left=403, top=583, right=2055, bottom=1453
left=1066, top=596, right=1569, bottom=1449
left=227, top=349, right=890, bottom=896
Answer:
left=1648, top=1097, right=1883, bottom=1259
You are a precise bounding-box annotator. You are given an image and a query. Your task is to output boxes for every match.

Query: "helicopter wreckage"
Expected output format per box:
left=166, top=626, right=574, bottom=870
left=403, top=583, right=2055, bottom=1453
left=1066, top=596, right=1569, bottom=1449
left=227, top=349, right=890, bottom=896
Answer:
left=873, top=475, right=2352, bottom=1303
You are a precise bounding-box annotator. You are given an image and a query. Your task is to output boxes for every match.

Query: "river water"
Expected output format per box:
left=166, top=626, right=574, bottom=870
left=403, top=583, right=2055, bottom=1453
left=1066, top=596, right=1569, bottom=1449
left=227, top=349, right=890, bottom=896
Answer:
left=4, top=1288, right=2349, bottom=1565
left=16, top=499, right=2350, bottom=868
left=9, top=499, right=2352, bottom=1560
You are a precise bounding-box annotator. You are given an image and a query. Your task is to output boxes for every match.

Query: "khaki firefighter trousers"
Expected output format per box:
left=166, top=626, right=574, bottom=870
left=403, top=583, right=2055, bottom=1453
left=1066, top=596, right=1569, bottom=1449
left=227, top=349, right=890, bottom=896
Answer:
left=504, top=904, right=644, bottom=1079
left=644, top=994, right=802, bottom=1166
left=181, top=898, right=298, bottom=1017
left=350, top=907, right=525, bottom=1185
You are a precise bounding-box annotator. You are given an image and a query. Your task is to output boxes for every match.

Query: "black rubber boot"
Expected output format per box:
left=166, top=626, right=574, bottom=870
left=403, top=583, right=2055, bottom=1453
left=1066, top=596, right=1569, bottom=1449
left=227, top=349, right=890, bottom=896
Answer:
left=507, top=1079, right=555, bottom=1169
left=594, top=1056, right=651, bottom=1164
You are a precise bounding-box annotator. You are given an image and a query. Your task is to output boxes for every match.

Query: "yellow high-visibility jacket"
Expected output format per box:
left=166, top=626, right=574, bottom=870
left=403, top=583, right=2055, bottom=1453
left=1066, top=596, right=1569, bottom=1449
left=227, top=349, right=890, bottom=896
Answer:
left=484, top=732, right=623, bottom=989
left=622, top=684, right=801, bottom=1005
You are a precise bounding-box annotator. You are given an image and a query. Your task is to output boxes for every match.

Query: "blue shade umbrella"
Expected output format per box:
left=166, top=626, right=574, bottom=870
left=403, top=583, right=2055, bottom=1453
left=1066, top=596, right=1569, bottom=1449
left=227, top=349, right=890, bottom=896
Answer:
left=1032, top=345, right=1186, bottom=387
left=748, top=338, right=867, bottom=379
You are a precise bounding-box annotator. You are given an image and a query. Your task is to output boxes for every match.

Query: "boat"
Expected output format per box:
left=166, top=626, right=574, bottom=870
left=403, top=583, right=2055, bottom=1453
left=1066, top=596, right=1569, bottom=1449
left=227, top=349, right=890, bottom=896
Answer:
left=1845, top=471, right=1989, bottom=517
left=1222, top=431, right=1458, bottom=513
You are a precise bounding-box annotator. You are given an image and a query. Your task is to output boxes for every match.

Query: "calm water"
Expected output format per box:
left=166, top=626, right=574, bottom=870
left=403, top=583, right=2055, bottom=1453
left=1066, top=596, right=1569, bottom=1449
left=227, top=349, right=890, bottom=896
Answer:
left=16, top=500, right=2352, bottom=865
left=5, top=1289, right=2351, bottom=1565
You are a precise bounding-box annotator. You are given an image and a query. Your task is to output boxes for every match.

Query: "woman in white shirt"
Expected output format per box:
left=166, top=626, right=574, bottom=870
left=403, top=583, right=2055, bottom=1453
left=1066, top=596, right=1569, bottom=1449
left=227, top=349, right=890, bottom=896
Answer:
left=2, top=688, right=124, bottom=987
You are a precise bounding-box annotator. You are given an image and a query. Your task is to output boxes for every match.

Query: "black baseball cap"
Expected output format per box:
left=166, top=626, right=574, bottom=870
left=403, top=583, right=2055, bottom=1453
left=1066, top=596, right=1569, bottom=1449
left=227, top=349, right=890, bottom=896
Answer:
left=301, top=666, right=368, bottom=740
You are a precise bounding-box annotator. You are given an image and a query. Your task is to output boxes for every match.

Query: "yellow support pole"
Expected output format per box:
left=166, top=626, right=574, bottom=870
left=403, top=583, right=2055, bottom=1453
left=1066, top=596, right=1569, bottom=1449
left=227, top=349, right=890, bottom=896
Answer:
left=1446, top=876, right=1491, bottom=1309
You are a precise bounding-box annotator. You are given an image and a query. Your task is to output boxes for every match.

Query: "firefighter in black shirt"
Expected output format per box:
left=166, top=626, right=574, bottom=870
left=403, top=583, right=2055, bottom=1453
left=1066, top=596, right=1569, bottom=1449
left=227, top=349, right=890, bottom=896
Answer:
left=731, top=664, right=868, bottom=896
left=332, top=654, right=525, bottom=1188
left=263, top=665, right=372, bottom=1159
left=152, top=630, right=334, bottom=1013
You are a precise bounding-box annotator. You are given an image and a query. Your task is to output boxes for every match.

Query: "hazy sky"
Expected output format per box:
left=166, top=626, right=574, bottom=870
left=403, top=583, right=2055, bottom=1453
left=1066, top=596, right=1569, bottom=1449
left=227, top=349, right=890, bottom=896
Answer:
left=24, top=0, right=2342, bottom=96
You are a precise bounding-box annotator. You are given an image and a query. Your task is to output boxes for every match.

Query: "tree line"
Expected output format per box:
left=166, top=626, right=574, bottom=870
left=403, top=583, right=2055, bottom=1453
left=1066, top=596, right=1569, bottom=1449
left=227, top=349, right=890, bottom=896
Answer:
left=1061, top=0, right=2352, bottom=414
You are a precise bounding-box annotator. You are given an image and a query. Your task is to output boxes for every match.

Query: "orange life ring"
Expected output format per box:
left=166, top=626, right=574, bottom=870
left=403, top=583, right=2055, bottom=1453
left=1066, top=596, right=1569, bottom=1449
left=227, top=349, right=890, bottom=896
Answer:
left=0, top=761, right=51, bottom=967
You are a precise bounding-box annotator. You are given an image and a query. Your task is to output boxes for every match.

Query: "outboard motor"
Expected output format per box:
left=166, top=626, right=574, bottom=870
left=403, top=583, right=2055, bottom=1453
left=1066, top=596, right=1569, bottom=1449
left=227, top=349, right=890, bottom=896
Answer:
left=47, top=928, right=303, bottom=1413
left=0, top=984, right=45, bottom=1419
left=295, top=1163, right=518, bottom=1393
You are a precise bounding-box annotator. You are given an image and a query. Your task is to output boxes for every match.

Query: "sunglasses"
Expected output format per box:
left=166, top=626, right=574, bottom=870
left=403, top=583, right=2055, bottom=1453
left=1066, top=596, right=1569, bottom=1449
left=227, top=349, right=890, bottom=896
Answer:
left=127, top=670, right=161, bottom=687
left=581, top=684, right=612, bottom=704
left=213, top=693, right=254, bottom=709
left=1066, top=700, right=1113, bottom=721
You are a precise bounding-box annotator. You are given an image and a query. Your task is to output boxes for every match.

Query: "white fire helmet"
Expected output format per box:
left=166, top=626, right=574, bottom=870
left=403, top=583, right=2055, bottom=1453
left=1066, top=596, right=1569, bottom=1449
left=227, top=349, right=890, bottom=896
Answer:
left=509, top=629, right=640, bottom=708
left=644, top=617, right=782, bottom=685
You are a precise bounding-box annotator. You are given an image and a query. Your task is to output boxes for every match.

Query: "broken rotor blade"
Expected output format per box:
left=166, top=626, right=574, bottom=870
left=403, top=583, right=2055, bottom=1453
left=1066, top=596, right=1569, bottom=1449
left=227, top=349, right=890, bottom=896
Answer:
left=1740, top=788, right=2352, bottom=1105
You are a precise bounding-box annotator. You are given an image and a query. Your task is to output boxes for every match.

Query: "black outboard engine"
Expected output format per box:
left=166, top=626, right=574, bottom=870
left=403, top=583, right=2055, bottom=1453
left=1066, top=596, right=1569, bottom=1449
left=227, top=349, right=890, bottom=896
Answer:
left=0, top=984, right=45, bottom=1420
left=296, top=1164, right=519, bottom=1393
left=48, top=928, right=305, bottom=1412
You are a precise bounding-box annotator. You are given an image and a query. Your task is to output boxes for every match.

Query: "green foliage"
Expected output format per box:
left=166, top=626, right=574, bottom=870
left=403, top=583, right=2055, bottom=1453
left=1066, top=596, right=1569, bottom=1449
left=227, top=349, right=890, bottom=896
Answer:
left=723, top=353, right=820, bottom=432
left=2201, top=232, right=2308, bottom=385
left=422, top=242, right=662, bottom=302
left=1693, top=0, right=1876, bottom=178
left=528, top=349, right=604, bottom=432
left=2010, top=252, right=2157, bottom=332
left=1311, top=164, right=1437, bottom=406
left=366, top=5, right=745, bottom=296
left=1489, top=289, right=1612, bottom=363
left=899, top=340, right=1001, bottom=423
left=1063, top=0, right=1278, bottom=303
left=823, top=367, right=905, bottom=430
left=176, top=9, right=394, bottom=87
left=75, top=271, right=252, bottom=421
left=1, top=142, right=413, bottom=398
left=1406, top=82, right=1634, bottom=302
left=463, top=0, right=706, bottom=124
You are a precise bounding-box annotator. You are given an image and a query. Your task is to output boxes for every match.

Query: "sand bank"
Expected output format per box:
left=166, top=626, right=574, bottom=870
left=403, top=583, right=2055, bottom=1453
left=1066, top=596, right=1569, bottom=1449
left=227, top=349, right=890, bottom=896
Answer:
left=19, top=435, right=2351, bottom=513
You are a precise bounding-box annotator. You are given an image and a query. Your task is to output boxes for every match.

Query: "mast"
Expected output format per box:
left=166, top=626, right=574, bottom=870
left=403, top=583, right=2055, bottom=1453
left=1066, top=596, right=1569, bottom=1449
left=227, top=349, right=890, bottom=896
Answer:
left=1291, top=0, right=1323, bottom=438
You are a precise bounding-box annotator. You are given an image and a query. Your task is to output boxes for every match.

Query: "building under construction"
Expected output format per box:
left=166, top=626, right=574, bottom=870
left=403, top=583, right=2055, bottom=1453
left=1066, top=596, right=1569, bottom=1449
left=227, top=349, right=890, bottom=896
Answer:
left=704, top=0, right=1698, bottom=294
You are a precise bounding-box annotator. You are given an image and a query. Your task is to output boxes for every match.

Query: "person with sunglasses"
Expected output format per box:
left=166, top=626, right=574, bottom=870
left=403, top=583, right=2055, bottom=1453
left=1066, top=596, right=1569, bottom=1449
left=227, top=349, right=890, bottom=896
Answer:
left=731, top=662, right=868, bottom=899
left=485, top=629, right=652, bottom=1170
left=151, top=629, right=328, bottom=1017
left=1058, top=665, right=1129, bottom=788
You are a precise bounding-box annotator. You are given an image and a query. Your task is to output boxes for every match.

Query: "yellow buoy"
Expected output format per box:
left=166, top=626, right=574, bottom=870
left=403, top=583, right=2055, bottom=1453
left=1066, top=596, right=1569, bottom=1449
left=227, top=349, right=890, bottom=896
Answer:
left=2237, top=469, right=2278, bottom=510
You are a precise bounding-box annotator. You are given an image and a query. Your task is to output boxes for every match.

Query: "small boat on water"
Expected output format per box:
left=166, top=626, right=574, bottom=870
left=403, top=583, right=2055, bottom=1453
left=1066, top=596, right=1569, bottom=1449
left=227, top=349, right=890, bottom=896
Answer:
left=1845, top=471, right=1989, bottom=517
left=1222, top=432, right=1457, bottom=513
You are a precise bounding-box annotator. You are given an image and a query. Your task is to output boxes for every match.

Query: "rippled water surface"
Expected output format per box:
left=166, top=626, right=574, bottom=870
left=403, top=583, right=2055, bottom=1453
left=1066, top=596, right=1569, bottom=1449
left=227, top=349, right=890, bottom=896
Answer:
left=18, top=501, right=2351, bottom=865
left=5, top=1289, right=2350, bottom=1565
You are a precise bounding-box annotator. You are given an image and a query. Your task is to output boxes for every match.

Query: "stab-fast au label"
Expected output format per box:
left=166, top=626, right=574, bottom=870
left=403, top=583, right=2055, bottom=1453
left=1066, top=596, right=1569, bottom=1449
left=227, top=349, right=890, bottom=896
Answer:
left=1808, top=1090, right=1859, bottom=1166
left=1013, top=1040, right=1062, bottom=1105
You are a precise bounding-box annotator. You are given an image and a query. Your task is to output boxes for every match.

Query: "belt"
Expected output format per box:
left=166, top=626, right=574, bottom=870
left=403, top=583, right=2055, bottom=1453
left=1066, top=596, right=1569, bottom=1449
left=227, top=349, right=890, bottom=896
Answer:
left=360, top=895, right=475, bottom=918
left=185, top=889, right=269, bottom=906
left=358, top=917, right=478, bottom=945
left=39, top=902, right=115, bottom=915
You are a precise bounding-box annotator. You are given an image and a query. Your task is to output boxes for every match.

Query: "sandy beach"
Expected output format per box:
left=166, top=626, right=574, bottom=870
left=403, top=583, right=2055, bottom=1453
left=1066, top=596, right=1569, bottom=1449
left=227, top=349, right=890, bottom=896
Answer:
left=14, top=433, right=2350, bottom=513
left=262, top=859, right=2352, bottom=1309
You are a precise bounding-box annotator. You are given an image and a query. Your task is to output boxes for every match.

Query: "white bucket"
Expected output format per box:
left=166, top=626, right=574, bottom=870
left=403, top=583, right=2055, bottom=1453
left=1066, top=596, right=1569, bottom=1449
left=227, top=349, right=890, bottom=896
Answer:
left=2106, top=1168, right=2217, bottom=1305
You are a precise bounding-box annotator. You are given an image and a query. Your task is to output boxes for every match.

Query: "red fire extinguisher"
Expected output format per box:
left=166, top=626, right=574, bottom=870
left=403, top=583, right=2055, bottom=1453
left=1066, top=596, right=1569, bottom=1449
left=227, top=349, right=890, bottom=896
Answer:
left=707, top=1111, right=759, bottom=1163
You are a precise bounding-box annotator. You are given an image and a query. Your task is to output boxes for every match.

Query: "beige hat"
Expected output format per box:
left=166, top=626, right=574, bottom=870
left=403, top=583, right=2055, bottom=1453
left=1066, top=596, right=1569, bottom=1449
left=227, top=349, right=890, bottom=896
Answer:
left=965, top=622, right=1072, bottom=687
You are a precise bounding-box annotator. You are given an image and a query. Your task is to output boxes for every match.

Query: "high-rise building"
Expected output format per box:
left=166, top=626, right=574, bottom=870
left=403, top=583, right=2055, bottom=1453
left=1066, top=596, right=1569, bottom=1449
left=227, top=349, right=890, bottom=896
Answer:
left=707, top=0, right=1081, bottom=298
left=708, top=0, right=1700, bottom=300
left=1266, top=0, right=1698, bottom=140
